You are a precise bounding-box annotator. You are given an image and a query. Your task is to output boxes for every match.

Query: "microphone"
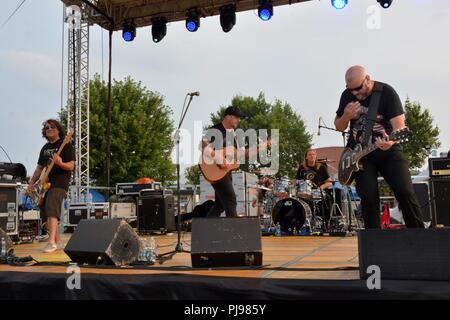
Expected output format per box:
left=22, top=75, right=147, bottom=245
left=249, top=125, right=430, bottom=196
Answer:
left=187, top=91, right=200, bottom=96
left=318, top=117, right=322, bottom=136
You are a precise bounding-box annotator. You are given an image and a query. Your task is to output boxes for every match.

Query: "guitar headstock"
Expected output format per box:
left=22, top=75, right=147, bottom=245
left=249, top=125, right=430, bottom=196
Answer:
left=64, top=129, right=74, bottom=145
left=389, top=127, right=411, bottom=143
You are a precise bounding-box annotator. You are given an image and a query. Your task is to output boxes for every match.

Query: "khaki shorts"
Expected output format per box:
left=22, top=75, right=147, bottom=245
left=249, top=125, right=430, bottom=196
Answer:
left=40, top=187, right=67, bottom=221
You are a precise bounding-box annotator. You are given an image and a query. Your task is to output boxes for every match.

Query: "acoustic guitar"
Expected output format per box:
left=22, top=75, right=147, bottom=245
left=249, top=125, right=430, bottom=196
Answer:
left=199, top=139, right=271, bottom=183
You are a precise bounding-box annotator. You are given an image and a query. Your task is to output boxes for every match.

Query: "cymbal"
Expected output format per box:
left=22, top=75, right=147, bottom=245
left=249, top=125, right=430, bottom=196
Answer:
left=318, top=159, right=337, bottom=163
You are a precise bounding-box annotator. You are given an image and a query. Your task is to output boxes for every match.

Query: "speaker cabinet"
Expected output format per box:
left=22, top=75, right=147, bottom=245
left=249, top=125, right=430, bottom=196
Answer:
left=430, top=178, right=450, bottom=227
left=64, top=219, right=141, bottom=266
left=412, top=182, right=432, bottom=222
left=191, top=217, right=262, bottom=268
left=137, top=195, right=175, bottom=233
left=359, top=228, right=450, bottom=281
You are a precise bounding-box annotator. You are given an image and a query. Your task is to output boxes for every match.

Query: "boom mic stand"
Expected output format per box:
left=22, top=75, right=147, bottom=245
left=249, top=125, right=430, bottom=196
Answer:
left=317, top=121, right=354, bottom=233
left=158, top=93, right=197, bottom=263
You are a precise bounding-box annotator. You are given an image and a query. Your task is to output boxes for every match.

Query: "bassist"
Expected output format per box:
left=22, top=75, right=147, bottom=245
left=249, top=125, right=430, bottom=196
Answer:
left=334, top=66, right=424, bottom=229
left=27, top=119, right=75, bottom=252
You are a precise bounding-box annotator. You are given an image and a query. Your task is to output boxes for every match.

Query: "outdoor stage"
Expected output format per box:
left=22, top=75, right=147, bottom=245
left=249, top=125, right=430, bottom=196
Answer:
left=1, top=233, right=449, bottom=300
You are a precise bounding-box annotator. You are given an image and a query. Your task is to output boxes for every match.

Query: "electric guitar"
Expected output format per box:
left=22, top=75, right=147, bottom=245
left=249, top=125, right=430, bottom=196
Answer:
left=199, top=139, right=271, bottom=183
left=28, top=130, right=74, bottom=206
left=338, top=128, right=411, bottom=185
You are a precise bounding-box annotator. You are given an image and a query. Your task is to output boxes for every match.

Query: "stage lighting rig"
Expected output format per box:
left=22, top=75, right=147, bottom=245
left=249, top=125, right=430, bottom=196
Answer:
left=220, top=4, right=236, bottom=33
left=186, top=9, right=200, bottom=32
left=122, top=20, right=136, bottom=42
left=152, top=17, right=167, bottom=43
left=331, top=0, right=348, bottom=10
left=258, top=0, right=273, bottom=21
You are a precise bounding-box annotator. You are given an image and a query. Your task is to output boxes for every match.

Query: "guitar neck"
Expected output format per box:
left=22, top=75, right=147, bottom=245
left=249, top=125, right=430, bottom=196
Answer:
left=41, top=141, right=68, bottom=182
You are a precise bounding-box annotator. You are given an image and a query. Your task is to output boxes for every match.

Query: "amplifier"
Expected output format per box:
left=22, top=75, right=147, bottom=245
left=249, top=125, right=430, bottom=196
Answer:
left=116, top=182, right=162, bottom=196
left=139, top=188, right=173, bottom=197
left=430, top=178, right=450, bottom=227
left=429, top=157, right=450, bottom=178
left=137, top=195, right=175, bottom=233
left=0, top=183, right=19, bottom=235
left=68, top=202, right=110, bottom=226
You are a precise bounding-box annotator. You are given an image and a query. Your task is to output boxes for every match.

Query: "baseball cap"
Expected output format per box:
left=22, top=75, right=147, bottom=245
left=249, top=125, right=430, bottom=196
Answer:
left=224, top=106, right=245, bottom=118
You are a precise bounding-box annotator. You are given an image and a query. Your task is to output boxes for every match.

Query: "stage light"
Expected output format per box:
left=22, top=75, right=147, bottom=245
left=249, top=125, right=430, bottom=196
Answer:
left=122, top=21, right=136, bottom=42
left=220, top=4, right=236, bottom=33
left=377, top=0, right=393, bottom=8
left=258, top=1, right=273, bottom=21
left=186, top=10, right=200, bottom=32
left=331, top=0, right=348, bottom=10
left=152, top=17, right=167, bottom=43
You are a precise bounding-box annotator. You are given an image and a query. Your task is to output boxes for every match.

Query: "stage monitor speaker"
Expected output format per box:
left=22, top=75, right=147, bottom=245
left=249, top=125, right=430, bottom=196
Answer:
left=430, top=178, right=450, bottom=227
left=412, top=182, right=432, bottom=222
left=191, top=217, right=262, bottom=268
left=137, top=195, right=175, bottom=233
left=0, top=227, right=13, bottom=256
left=64, top=219, right=141, bottom=266
left=359, top=228, right=450, bottom=281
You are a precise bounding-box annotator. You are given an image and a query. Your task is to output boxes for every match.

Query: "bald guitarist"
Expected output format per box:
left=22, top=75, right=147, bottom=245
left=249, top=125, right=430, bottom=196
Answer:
left=334, top=66, right=424, bottom=229
left=200, top=106, right=270, bottom=218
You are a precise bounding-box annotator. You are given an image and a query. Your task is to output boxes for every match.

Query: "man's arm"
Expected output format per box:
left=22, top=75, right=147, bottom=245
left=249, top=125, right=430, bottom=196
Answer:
left=51, top=154, right=75, bottom=171
left=319, top=178, right=332, bottom=190
left=375, top=114, right=405, bottom=151
left=29, top=165, right=44, bottom=185
left=334, top=101, right=361, bottom=132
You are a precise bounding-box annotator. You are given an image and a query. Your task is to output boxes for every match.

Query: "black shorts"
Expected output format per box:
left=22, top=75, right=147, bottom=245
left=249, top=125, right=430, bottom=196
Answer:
left=40, top=187, right=67, bottom=222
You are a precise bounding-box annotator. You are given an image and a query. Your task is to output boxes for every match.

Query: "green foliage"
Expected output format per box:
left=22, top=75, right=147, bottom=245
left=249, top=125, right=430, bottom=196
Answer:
left=404, top=98, right=440, bottom=169
left=61, top=74, right=176, bottom=186
left=184, top=165, right=201, bottom=185
left=209, top=93, right=312, bottom=178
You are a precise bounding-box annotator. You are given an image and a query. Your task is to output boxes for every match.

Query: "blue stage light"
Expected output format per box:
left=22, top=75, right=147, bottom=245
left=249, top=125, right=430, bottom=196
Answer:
left=186, top=10, right=200, bottom=32
left=258, top=1, right=273, bottom=21
left=331, top=0, right=348, bottom=10
left=122, top=21, right=136, bottom=42
left=186, top=19, right=199, bottom=32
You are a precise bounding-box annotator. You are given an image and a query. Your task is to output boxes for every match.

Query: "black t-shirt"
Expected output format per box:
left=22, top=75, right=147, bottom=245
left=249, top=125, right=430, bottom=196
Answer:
left=37, top=139, right=75, bottom=191
left=296, top=163, right=330, bottom=187
left=203, top=122, right=238, bottom=150
left=336, top=81, right=404, bottom=149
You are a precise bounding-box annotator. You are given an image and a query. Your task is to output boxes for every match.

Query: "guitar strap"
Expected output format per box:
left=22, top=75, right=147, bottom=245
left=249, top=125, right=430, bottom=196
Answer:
left=361, top=81, right=384, bottom=147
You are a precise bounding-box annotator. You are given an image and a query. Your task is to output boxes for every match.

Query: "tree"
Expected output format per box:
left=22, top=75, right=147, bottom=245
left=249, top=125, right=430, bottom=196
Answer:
left=184, top=165, right=201, bottom=185
left=62, top=74, right=176, bottom=186
left=209, top=93, right=312, bottom=178
left=403, top=98, right=440, bottom=170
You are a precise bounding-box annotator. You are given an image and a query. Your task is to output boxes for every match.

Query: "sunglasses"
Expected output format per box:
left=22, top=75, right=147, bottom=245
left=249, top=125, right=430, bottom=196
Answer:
left=347, top=78, right=366, bottom=93
left=44, top=124, right=57, bottom=130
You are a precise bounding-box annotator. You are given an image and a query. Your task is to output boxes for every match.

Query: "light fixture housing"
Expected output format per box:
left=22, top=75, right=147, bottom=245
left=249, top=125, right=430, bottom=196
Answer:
left=220, top=4, right=236, bottom=33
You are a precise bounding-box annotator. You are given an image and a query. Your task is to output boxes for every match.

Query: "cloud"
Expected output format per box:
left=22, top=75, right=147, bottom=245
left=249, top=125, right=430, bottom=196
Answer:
left=0, top=50, right=60, bottom=89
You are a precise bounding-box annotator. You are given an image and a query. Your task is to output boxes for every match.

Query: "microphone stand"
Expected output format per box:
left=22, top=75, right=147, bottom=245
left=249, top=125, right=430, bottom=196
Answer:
left=158, top=94, right=196, bottom=262
left=317, top=123, right=354, bottom=234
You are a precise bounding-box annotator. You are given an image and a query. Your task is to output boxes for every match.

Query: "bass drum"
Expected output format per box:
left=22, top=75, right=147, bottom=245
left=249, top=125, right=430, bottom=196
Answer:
left=272, top=198, right=311, bottom=232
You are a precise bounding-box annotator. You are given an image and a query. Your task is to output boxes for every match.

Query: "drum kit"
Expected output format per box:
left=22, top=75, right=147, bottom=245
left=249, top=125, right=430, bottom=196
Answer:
left=258, top=160, right=352, bottom=235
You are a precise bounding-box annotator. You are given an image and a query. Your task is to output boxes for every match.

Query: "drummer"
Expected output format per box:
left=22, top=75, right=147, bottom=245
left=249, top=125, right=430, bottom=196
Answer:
left=295, top=149, right=333, bottom=222
left=296, top=149, right=332, bottom=190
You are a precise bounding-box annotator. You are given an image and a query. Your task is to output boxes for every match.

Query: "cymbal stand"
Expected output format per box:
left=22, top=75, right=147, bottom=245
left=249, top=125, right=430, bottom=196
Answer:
left=328, top=182, right=345, bottom=232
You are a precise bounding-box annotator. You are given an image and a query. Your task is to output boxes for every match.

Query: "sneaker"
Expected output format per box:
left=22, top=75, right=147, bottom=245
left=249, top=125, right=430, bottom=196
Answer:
left=43, top=243, right=57, bottom=253
left=57, top=241, right=65, bottom=250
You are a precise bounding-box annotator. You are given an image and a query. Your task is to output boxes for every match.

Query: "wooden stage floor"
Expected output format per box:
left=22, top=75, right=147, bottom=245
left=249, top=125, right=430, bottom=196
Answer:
left=1, top=233, right=360, bottom=280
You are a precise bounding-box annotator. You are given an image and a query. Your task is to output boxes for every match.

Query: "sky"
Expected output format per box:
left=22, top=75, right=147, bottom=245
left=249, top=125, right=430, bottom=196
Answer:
left=0, top=0, right=449, bottom=181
